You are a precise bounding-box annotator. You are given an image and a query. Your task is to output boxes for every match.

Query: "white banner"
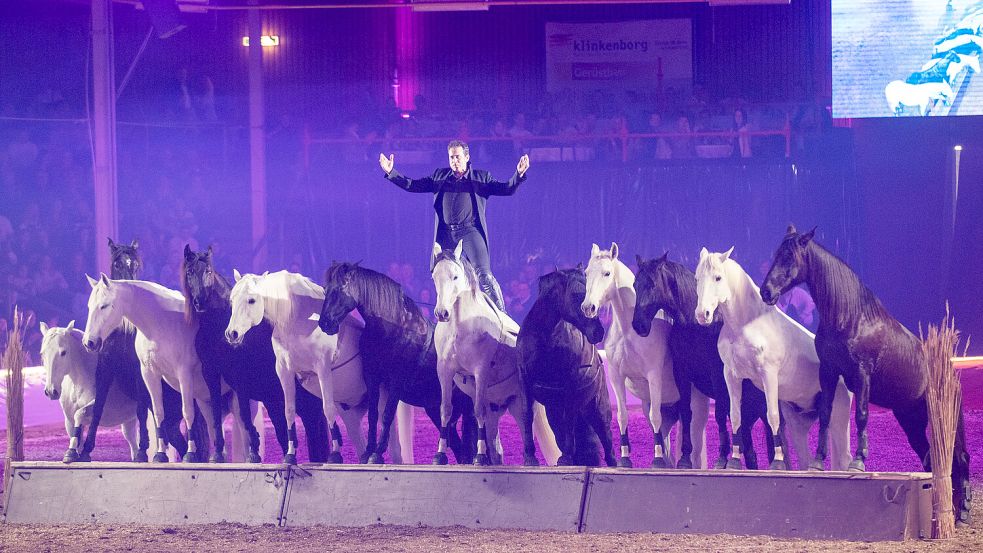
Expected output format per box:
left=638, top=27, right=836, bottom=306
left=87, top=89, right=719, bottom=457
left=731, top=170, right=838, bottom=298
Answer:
left=546, top=19, right=692, bottom=93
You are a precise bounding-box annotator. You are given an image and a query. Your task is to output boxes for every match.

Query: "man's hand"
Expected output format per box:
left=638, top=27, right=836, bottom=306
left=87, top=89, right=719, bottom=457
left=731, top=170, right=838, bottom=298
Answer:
left=379, top=153, right=395, bottom=174
left=516, top=154, right=530, bottom=177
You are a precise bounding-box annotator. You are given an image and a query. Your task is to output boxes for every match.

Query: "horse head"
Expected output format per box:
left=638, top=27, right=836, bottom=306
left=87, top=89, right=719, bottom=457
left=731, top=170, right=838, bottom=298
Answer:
left=538, top=267, right=604, bottom=344
left=694, top=246, right=736, bottom=326
left=582, top=242, right=624, bottom=319
left=181, top=244, right=222, bottom=315
left=39, top=320, right=80, bottom=400
left=82, top=273, right=124, bottom=352
left=319, top=262, right=358, bottom=336
left=761, top=224, right=815, bottom=306
left=108, top=238, right=141, bottom=280
left=431, top=241, right=473, bottom=323
left=226, top=269, right=265, bottom=345
left=631, top=251, right=678, bottom=337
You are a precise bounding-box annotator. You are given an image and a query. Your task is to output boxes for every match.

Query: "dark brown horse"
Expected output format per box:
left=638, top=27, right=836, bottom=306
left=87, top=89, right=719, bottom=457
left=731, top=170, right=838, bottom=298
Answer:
left=761, top=225, right=971, bottom=524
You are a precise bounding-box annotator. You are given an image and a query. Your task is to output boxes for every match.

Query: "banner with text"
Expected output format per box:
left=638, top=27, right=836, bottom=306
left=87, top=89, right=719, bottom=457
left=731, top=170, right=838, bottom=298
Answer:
left=546, top=19, right=692, bottom=94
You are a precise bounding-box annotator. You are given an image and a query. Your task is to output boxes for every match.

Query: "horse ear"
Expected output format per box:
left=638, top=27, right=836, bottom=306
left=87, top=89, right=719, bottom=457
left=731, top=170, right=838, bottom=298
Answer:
left=720, top=246, right=735, bottom=262
left=786, top=223, right=797, bottom=235
left=799, top=226, right=816, bottom=246
left=591, top=243, right=600, bottom=257
left=86, top=274, right=98, bottom=288
left=39, top=321, right=49, bottom=335
left=575, top=262, right=584, bottom=271
left=107, top=237, right=116, bottom=248
left=184, top=244, right=195, bottom=261
left=130, top=239, right=139, bottom=249
left=233, top=269, right=242, bottom=282
left=699, top=247, right=709, bottom=260
left=206, top=244, right=214, bottom=258
left=610, top=242, right=619, bottom=260
left=658, top=250, right=669, bottom=263
left=635, top=253, right=644, bottom=266
left=432, top=242, right=442, bottom=259
left=262, top=271, right=270, bottom=277
left=99, top=273, right=111, bottom=287
left=454, top=240, right=464, bottom=260
left=66, top=320, right=75, bottom=331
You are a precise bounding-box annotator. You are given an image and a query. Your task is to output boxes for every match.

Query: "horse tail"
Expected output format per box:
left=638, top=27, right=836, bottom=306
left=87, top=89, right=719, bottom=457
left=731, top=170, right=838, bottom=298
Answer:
left=396, top=401, right=415, bottom=464
left=532, top=401, right=561, bottom=466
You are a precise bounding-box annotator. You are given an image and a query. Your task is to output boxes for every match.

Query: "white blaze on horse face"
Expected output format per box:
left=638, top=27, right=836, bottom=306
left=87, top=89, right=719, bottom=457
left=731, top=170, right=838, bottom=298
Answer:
left=695, top=249, right=732, bottom=326
left=82, top=274, right=123, bottom=351
left=226, top=276, right=265, bottom=345
left=582, top=245, right=617, bottom=318
left=432, top=259, right=469, bottom=322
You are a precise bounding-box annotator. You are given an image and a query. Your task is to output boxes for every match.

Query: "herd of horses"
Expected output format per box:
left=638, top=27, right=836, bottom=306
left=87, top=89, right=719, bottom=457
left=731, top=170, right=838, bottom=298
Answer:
left=36, top=226, right=971, bottom=525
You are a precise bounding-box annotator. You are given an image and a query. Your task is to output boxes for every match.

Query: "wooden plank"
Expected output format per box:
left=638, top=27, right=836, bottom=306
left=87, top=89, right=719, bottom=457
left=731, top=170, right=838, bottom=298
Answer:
left=2, top=462, right=288, bottom=525
left=581, top=468, right=933, bottom=541
left=281, top=464, right=588, bottom=531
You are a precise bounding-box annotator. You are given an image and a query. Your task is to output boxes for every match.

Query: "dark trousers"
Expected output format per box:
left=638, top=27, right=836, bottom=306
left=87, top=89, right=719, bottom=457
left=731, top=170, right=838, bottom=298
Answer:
left=441, top=224, right=506, bottom=311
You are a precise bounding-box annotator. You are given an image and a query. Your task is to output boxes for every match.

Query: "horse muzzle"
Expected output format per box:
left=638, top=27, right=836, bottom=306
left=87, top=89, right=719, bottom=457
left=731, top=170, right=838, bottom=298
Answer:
left=434, top=308, right=450, bottom=323
left=225, top=329, right=243, bottom=345
left=84, top=337, right=103, bottom=352
left=44, top=387, right=60, bottom=400
left=695, top=309, right=712, bottom=326
left=760, top=287, right=779, bottom=306
left=581, top=303, right=598, bottom=318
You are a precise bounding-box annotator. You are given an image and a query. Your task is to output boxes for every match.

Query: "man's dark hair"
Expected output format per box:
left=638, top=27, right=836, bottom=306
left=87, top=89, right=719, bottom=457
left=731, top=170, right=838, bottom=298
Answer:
left=447, top=140, right=470, bottom=157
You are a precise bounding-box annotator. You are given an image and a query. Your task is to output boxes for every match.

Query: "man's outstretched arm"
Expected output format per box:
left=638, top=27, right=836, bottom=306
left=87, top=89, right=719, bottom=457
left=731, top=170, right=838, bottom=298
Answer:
left=379, top=152, right=438, bottom=193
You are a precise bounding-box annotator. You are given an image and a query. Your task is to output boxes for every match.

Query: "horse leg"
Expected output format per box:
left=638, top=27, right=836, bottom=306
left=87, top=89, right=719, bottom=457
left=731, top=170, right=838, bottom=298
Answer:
left=781, top=405, right=812, bottom=471
left=433, top=363, right=457, bottom=466
left=848, top=371, right=871, bottom=472
left=713, top=386, right=732, bottom=469
left=369, top=393, right=400, bottom=464
left=953, top=406, right=973, bottom=526
left=809, top=364, right=840, bottom=471
left=120, top=417, right=140, bottom=461
left=142, top=371, right=171, bottom=463
left=610, top=374, right=633, bottom=468
left=80, top=367, right=113, bottom=462
left=177, top=373, right=203, bottom=463
left=339, top=404, right=366, bottom=462
left=675, top=380, right=695, bottom=469
left=296, top=385, right=329, bottom=463
left=362, top=378, right=381, bottom=465
left=134, top=398, right=150, bottom=462
left=276, top=360, right=300, bottom=464
left=761, top=369, right=786, bottom=470
left=645, top=378, right=669, bottom=469
left=584, top=401, right=617, bottom=467
left=828, top=379, right=854, bottom=471
left=235, top=393, right=262, bottom=463
left=472, top=370, right=492, bottom=467
left=61, top=408, right=80, bottom=463
left=315, top=365, right=343, bottom=464
left=516, top=378, right=539, bottom=466
left=722, top=369, right=745, bottom=469
left=688, top=388, right=709, bottom=469
left=551, top=409, right=576, bottom=466
left=484, top=405, right=505, bottom=465
left=266, top=396, right=290, bottom=456
left=205, top=371, right=226, bottom=463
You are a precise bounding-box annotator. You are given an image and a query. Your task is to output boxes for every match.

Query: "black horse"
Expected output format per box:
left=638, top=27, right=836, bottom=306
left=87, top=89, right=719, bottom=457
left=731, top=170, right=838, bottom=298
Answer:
left=181, top=245, right=332, bottom=463
left=761, top=225, right=971, bottom=524
left=632, top=252, right=775, bottom=470
left=69, top=238, right=207, bottom=463
left=517, top=268, right=616, bottom=467
left=318, top=262, right=476, bottom=465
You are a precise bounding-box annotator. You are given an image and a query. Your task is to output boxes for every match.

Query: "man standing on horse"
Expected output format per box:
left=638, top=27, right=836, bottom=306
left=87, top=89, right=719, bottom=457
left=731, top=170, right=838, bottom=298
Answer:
left=379, top=141, right=530, bottom=311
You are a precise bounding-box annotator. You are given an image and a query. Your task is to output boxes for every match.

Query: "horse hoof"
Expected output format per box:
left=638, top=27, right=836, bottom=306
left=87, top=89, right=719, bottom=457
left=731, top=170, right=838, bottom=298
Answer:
left=77, top=452, right=92, bottom=463
left=152, top=452, right=169, bottom=463
left=327, top=452, right=344, bottom=464
left=808, top=459, right=825, bottom=471
left=182, top=452, right=197, bottom=463
left=651, top=457, right=669, bottom=470
left=605, top=456, right=618, bottom=468
left=209, top=452, right=225, bottom=464
left=368, top=453, right=384, bottom=465
left=676, top=458, right=694, bottom=470
left=283, top=453, right=297, bottom=466
left=134, top=451, right=149, bottom=463
left=557, top=455, right=572, bottom=466
left=474, top=453, right=491, bottom=467
left=769, top=460, right=786, bottom=471
left=713, top=458, right=728, bottom=470
left=848, top=459, right=866, bottom=472
left=432, top=452, right=449, bottom=466
left=358, top=452, right=371, bottom=464
left=617, top=457, right=633, bottom=468
left=725, top=457, right=743, bottom=470
left=63, top=449, right=80, bottom=464
left=247, top=452, right=262, bottom=464
left=523, top=455, right=540, bottom=467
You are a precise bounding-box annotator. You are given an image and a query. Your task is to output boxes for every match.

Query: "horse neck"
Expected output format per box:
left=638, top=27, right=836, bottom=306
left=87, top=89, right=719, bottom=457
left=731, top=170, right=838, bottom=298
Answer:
left=114, top=281, right=185, bottom=341
left=718, top=261, right=769, bottom=327
left=804, top=242, right=875, bottom=329
left=667, top=267, right=699, bottom=326
left=606, top=262, right=636, bottom=331
left=66, top=330, right=98, bottom=386
left=524, top=296, right=561, bottom=339
left=265, top=274, right=323, bottom=332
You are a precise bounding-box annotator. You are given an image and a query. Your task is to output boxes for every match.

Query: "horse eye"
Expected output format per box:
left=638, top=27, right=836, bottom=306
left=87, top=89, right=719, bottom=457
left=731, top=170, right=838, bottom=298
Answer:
left=59, top=350, right=67, bottom=357
left=603, top=272, right=611, bottom=277
left=453, top=275, right=459, bottom=281
left=714, top=276, right=722, bottom=282
left=247, top=298, right=256, bottom=305
left=100, top=304, right=109, bottom=310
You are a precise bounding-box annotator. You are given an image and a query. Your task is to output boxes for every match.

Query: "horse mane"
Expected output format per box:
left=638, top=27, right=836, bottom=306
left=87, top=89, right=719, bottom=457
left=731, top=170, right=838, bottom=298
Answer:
left=801, top=238, right=893, bottom=328
left=179, top=252, right=233, bottom=323
left=642, top=258, right=698, bottom=321
left=256, top=271, right=324, bottom=326
left=326, top=263, right=422, bottom=327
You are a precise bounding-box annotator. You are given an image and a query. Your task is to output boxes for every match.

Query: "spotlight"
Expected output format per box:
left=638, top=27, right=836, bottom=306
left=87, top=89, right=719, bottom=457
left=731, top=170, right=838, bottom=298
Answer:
left=241, top=36, right=281, bottom=47
left=954, top=145, right=963, bottom=151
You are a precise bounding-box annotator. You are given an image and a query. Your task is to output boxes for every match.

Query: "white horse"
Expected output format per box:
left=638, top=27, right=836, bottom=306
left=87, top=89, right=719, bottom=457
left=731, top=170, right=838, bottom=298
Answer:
left=40, top=320, right=157, bottom=463
left=431, top=242, right=560, bottom=466
left=695, top=247, right=852, bottom=470
left=82, top=274, right=220, bottom=462
left=885, top=80, right=953, bottom=116
left=919, top=53, right=981, bottom=83
left=582, top=243, right=704, bottom=469
left=225, top=270, right=410, bottom=464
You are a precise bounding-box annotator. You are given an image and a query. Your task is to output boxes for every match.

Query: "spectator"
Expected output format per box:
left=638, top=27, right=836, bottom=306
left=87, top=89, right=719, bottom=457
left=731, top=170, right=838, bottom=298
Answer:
left=667, top=114, right=696, bottom=159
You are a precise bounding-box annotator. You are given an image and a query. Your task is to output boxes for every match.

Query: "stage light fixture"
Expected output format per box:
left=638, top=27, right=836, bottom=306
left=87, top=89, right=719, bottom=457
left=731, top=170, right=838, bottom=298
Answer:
left=954, top=145, right=963, bottom=151
left=242, top=35, right=281, bottom=47
left=142, top=0, right=187, bottom=39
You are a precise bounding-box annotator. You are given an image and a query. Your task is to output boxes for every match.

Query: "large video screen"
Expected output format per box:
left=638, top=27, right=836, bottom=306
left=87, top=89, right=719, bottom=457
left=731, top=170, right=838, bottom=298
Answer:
left=833, top=1, right=983, bottom=118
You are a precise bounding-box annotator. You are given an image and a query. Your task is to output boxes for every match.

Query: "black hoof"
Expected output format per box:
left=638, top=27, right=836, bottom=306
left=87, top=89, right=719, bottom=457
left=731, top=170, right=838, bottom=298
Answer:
left=617, top=456, right=633, bottom=468
left=808, top=458, right=825, bottom=471
left=368, top=453, right=384, bottom=465
left=557, top=455, right=573, bottom=466
left=769, top=459, right=786, bottom=471
left=327, top=451, right=344, bottom=464
left=676, top=458, right=694, bottom=470
left=209, top=452, right=225, bottom=463
left=358, top=452, right=371, bottom=464
left=432, top=452, right=449, bottom=465
left=247, top=452, right=262, bottom=464
left=848, top=459, right=866, bottom=472
left=725, top=457, right=742, bottom=470
left=182, top=451, right=197, bottom=463
left=651, top=457, right=669, bottom=469
left=134, top=451, right=149, bottom=463
left=474, top=453, right=491, bottom=466
left=957, top=509, right=972, bottom=527
left=713, top=458, right=728, bottom=470
left=283, top=453, right=297, bottom=465
left=63, top=449, right=80, bottom=464
left=153, top=452, right=169, bottom=463
left=523, top=455, right=540, bottom=467
left=77, top=452, right=91, bottom=463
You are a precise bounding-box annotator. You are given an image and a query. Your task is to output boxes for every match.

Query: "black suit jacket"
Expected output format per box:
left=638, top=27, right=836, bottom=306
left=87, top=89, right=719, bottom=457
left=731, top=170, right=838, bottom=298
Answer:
left=384, top=164, right=527, bottom=268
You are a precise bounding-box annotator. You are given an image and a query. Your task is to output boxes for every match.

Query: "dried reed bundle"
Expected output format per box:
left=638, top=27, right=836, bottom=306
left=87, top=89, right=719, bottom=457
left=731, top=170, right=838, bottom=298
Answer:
left=921, top=305, right=963, bottom=539
left=3, top=307, right=29, bottom=497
